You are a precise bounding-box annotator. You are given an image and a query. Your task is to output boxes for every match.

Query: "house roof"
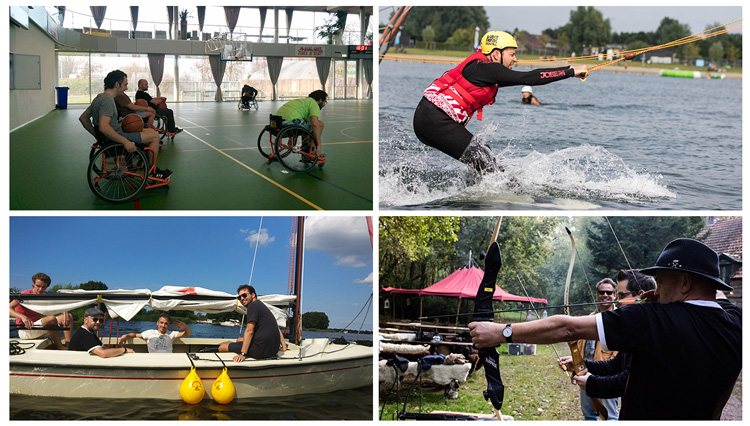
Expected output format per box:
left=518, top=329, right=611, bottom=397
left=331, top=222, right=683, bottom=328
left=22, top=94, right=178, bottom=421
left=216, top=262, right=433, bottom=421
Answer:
left=697, top=217, right=742, bottom=259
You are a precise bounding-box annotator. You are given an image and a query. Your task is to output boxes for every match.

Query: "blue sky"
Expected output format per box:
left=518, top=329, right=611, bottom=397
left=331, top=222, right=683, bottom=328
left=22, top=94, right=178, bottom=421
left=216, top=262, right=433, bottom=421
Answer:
left=9, top=216, right=373, bottom=330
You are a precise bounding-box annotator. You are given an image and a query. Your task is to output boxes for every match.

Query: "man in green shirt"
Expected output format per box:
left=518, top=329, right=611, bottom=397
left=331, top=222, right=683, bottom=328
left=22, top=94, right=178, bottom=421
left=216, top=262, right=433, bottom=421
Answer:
left=275, top=90, right=328, bottom=159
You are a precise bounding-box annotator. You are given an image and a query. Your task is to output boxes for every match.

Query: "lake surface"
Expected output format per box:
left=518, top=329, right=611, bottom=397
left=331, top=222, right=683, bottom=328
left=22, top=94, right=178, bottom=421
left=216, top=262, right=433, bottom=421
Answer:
left=10, top=387, right=372, bottom=420
left=9, top=321, right=373, bottom=420
left=379, top=60, right=742, bottom=210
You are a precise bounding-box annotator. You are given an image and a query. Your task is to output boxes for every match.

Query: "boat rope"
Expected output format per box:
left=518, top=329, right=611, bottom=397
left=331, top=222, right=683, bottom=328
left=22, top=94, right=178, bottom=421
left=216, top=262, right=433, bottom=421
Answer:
left=10, top=340, right=35, bottom=355
left=380, top=19, right=741, bottom=74
left=331, top=293, right=374, bottom=343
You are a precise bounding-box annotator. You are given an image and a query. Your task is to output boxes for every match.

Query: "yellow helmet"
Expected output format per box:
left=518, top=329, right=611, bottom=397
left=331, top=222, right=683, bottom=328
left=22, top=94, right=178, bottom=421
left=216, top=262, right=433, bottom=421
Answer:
left=480, top=31, right=518, bottom=54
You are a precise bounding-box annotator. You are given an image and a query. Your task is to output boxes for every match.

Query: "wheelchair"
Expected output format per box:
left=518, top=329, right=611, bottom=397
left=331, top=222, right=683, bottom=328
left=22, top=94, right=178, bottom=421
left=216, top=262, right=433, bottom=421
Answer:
left=150, top=114, right=175, bottom=142
left=238, top=96, right=259, bottom=111
left=257, top=115, right=325, bottom=173
left=87, top=127, right=170, bottom=203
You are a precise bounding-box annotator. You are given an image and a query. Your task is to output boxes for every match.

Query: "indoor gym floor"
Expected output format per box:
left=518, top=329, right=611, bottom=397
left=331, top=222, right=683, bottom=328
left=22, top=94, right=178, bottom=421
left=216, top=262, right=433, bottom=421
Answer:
left=10, top=99, right=373, bottom=210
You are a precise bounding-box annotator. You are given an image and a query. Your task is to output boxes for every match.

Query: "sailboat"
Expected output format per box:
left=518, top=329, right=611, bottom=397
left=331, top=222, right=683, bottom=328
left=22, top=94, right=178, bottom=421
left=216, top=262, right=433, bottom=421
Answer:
left=9, top=218, right=373, bottom=401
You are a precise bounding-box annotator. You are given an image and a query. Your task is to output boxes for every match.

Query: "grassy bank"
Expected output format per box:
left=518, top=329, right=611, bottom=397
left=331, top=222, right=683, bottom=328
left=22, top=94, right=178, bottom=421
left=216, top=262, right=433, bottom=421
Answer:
left=384, top=48, right=741, bottom=74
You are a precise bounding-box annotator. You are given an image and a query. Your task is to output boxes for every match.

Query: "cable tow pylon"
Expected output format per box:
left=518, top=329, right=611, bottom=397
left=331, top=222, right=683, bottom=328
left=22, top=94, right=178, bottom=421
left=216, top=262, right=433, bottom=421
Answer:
left=379, top=6, right=411, bottom=63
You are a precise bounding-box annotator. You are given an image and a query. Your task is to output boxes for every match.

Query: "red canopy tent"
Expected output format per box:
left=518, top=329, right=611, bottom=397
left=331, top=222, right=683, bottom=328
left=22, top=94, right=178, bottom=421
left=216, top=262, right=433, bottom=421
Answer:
left=421, top=267, right=548, bottom=304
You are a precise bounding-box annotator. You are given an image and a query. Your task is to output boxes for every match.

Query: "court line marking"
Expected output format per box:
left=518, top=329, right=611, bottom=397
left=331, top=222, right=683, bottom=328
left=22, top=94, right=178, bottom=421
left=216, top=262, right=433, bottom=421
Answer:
left=179, top=121, right=323, bottom=210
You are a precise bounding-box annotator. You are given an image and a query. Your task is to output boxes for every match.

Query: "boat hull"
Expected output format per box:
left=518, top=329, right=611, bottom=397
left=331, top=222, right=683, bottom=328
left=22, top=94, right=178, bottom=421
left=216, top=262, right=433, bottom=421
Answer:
left=10, top=338, right=372, bottom=401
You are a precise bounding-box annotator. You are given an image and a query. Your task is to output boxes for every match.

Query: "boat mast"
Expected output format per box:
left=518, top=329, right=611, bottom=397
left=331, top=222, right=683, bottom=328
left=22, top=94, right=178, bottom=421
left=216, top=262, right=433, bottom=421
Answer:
left=290, top=216, right=304, bottom=345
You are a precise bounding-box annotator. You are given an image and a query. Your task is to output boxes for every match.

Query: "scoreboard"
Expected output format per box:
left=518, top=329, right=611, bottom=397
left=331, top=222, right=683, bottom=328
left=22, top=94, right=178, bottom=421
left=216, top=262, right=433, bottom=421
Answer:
left=348, top=45, right=373, bottom=59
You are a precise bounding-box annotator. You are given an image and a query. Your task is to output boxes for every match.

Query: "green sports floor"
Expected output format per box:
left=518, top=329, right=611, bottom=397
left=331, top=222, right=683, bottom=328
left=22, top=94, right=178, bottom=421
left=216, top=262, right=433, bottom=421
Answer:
left=10, top=99, right=373, bottom=210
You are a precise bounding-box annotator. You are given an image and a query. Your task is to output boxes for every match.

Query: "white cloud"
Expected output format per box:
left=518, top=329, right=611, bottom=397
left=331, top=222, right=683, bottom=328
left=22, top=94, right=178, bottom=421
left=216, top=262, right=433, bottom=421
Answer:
left=354, top=272, right=373, bottom=285
left=244, top=228, right=275, bottom=247
left=305, top=216, right=372, bottom=268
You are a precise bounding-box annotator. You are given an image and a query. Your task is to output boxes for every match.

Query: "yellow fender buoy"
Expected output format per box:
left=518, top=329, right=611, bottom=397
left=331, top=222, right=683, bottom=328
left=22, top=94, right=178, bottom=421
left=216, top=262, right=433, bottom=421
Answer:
left=211, top=367, right=236, bottom=404
left=180, top=366, right=205, bottom=404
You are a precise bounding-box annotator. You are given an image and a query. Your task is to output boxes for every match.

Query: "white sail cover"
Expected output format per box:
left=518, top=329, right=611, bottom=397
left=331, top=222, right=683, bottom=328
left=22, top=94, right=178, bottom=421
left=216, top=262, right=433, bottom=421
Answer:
left=15, top=286, right=297, bottom=325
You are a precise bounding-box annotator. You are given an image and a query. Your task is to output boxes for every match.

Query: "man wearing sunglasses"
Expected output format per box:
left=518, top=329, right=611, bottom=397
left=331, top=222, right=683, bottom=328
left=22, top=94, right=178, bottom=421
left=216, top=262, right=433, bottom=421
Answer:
left=218, top=285, right=287, bottom=362
left=68, top=307, right=134, bottom=357
left=470, top=238, right=742, bottom=419
left=561, top=270, right=657, bottom=406
left=562, top=278, right=620, bottom=420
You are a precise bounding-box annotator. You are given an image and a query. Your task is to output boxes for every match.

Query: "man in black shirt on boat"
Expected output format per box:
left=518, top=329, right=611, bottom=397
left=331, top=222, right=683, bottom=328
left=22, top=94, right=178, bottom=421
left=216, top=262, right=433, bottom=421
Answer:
left=69, top=307, right=134, bottom=357
left=469, top=238, right=742, bottom=420
left=219, top=285, right=287, bottom=362
left=414, top=31, right=588, bottom=175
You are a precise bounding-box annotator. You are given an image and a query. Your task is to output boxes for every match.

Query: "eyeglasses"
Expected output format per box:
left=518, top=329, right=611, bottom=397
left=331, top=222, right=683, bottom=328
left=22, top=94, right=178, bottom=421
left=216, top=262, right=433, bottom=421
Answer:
left=239, top=293, right=250, bottom=299
left=91, top=317, right=104, bottom=323
left=598, top=290, right=614, bottom=295
left=618, top=292, right=634, bottom=300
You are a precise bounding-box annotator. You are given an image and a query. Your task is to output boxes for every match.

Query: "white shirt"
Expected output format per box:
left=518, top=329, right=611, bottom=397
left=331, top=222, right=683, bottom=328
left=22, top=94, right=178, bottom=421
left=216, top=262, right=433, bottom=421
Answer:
left=140, top=329, right=180, bottom=353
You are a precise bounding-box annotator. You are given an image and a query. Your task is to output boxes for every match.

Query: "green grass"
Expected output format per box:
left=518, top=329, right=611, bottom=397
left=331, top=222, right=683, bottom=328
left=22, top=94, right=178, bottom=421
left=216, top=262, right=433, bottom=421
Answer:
left=379, top=344, right=585, bottom=421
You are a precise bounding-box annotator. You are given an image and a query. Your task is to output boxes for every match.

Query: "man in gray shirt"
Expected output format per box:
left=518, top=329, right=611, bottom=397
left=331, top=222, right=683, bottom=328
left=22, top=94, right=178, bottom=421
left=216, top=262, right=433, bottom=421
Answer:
left=79, top=69, right=171, bottom=179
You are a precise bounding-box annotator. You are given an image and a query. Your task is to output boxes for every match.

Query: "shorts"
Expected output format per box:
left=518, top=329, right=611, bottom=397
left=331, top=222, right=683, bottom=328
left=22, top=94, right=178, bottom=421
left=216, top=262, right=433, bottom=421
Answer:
left=18, top=319, right=48, bottom=340
left=282, top=119, right=312, bottom=131
left=413, top=97, right=473, bottom=160
left=227, top=341, right=277, bottom=359
left=120, top=131, right=143, bottom=144
left=134, top=111, right=147, bottom=119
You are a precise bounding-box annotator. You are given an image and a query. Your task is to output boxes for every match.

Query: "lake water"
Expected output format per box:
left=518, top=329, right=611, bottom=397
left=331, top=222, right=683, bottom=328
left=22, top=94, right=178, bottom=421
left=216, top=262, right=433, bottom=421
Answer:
left=379, top=60, right=742, bottom=210
left=9, top=321, right=373, bottom=420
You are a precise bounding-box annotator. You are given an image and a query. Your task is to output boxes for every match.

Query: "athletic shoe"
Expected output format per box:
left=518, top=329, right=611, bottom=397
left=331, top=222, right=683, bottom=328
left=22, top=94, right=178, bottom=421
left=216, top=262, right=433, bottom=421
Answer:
left=174, top=127, right=184, bottom=134
left=152, top=167, right=173, bottom=180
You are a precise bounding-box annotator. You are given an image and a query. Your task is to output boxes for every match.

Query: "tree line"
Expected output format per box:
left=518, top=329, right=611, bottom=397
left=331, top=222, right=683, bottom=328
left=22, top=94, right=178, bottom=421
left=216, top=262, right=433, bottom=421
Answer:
left=380, top=216, right=706, bottom=323
left=390, top=7, right=741, bottom=65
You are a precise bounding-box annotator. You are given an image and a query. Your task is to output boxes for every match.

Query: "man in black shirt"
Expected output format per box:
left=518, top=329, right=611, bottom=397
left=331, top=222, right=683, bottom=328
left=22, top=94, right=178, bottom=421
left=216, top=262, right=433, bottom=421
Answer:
left=68, top=307, right=133, bottom=357
left=241, top=85, right=258, bottom=109
left=414, top=30, right=588, bottom=175
left=135, top=79, right=183, bottom=136
left=469, top=238, right=741, bottom=420
left=560, top=270, right=657, bottom=401
left=218, top=285, right=287, bottom=361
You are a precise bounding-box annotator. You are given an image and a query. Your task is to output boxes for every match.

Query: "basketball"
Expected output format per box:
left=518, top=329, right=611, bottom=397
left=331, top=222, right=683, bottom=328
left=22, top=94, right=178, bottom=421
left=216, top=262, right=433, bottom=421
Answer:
left=121, top=114, right=144, bottom=133
left=135, top=99, right=148, bottom=107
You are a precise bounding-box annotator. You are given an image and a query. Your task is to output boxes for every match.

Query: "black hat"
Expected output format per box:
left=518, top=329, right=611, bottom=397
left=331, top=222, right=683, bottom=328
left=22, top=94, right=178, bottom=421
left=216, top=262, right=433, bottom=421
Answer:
left=640, top=238, right=731, bottom=291
left=84, top=307, right=105, bottom=317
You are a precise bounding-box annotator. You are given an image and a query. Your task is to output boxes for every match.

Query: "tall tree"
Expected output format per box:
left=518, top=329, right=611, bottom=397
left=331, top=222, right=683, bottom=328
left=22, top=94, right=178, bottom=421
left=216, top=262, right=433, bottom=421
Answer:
left=584, top=216, right=705, bottom=280
left=654, top=17, right=691, bottom=58
left=397, top=7, right=489, bottom=43
left=558, top=6, right=611, bottom=54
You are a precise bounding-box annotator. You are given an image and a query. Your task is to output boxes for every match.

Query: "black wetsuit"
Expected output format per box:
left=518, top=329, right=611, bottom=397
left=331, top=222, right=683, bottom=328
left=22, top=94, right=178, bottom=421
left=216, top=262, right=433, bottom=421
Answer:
left=414, top=60, right=574, bottom=172
left=521, top=94, right=539, bottom=104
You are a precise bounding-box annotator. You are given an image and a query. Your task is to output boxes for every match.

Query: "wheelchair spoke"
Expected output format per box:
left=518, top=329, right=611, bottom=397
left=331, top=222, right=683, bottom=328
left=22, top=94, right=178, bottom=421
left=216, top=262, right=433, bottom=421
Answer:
left=88, top=144, right=149, bottom=203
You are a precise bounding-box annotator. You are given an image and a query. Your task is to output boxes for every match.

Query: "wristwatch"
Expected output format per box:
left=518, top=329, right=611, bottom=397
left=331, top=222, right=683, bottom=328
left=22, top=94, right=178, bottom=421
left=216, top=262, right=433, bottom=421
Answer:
left=502, top=324, right=513, bottom=343
left=240, top=352, right=247, bottom=357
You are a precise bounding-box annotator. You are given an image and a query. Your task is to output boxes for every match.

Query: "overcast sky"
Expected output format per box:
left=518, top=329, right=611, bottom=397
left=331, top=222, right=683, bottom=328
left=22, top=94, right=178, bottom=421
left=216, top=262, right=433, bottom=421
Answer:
left=487, top=6, right=741, bottom=35
left=380, top=6, right=742, bottom=36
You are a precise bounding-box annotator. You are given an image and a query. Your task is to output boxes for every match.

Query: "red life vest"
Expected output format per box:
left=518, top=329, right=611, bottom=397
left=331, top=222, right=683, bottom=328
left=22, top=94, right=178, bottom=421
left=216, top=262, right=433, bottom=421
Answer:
left=423, top=51, right=499, bottom=124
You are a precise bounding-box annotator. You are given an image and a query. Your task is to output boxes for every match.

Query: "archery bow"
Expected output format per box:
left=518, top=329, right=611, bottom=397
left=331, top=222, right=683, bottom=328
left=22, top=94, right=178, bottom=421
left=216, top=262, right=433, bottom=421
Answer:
left=474, top=217, right=505, bottom=420
left=563, top=227, right=608, bottom=420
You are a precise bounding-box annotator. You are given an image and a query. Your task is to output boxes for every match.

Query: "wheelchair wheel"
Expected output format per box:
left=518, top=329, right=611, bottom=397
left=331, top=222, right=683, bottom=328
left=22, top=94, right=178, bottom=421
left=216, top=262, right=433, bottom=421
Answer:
left=87, top=143, right=149, bottom=203
left=257, top=126, right=276, bottom=159
left=275, top=126, right=318, bottom=173
left=154, top=116, right=168, bottom=141
left=252, top=99, right=259, bottom=111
